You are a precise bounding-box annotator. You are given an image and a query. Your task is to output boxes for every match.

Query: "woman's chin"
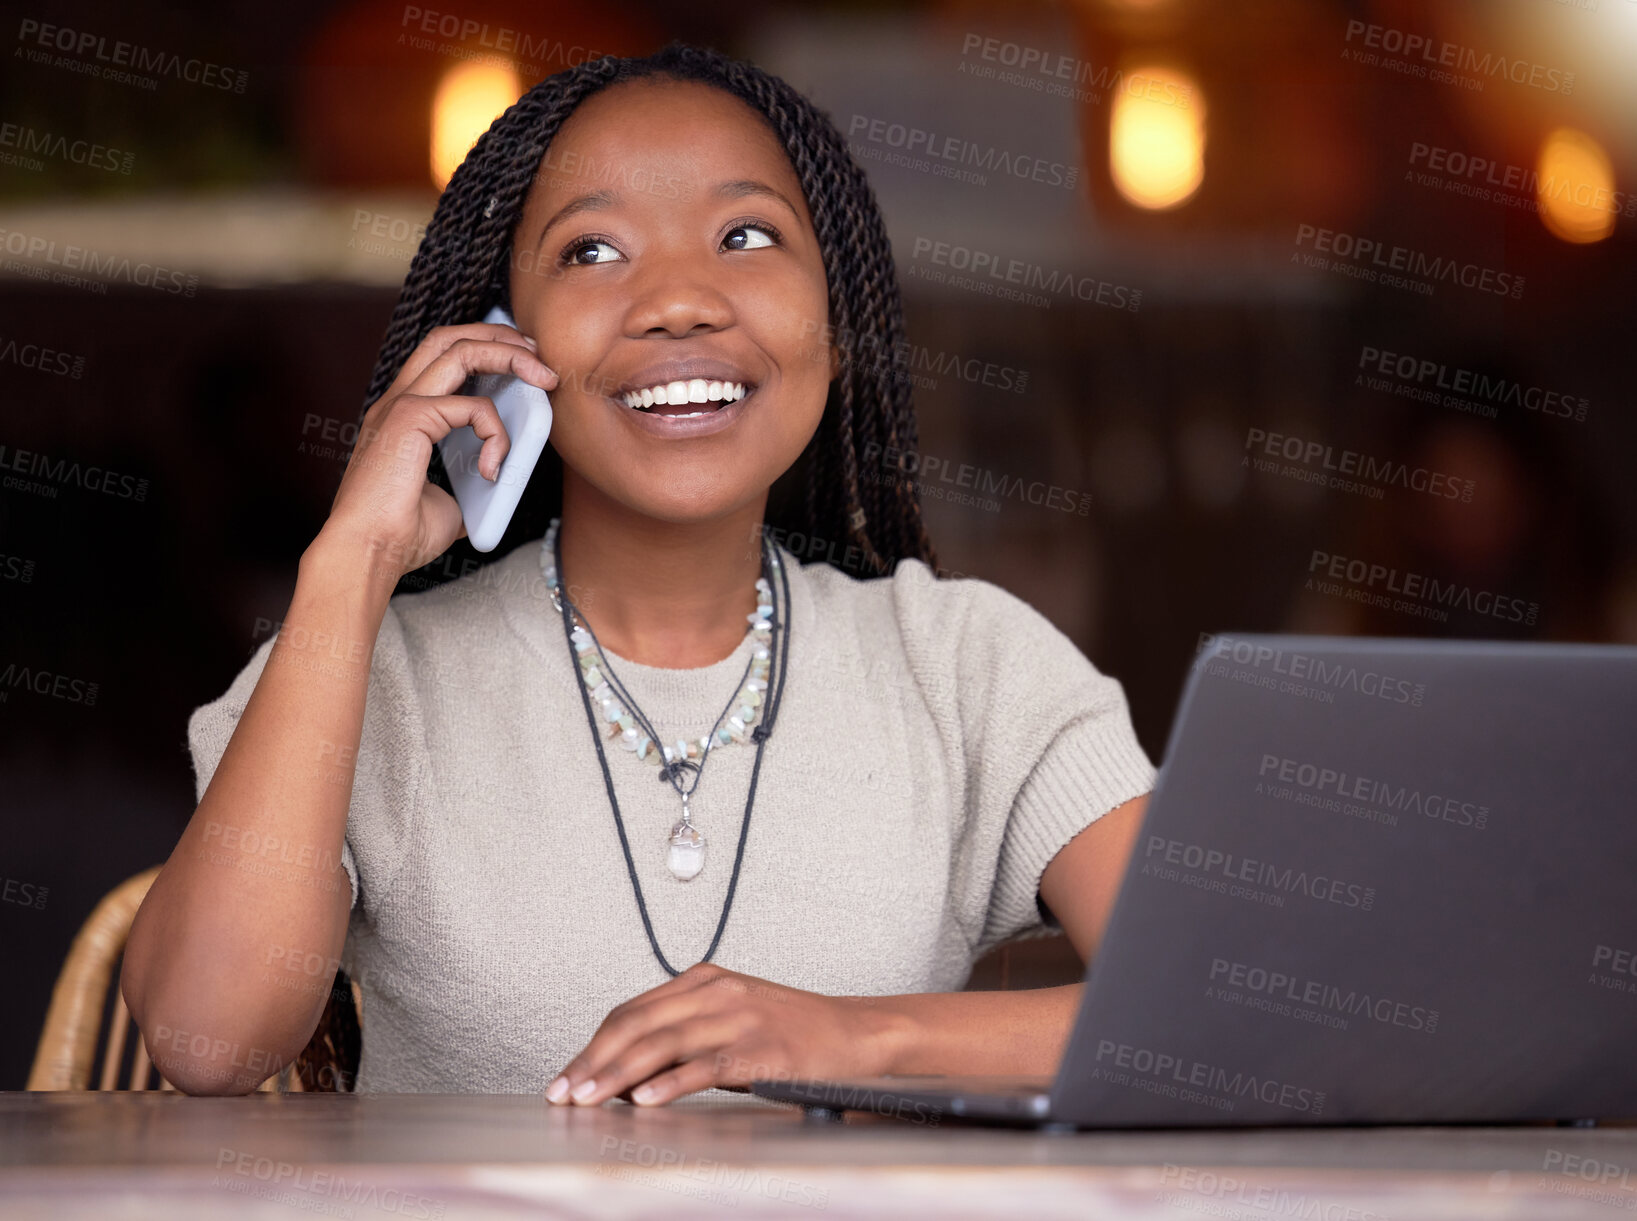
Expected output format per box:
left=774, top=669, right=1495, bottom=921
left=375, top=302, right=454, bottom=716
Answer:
left=576, top=488, right=775, bottom=535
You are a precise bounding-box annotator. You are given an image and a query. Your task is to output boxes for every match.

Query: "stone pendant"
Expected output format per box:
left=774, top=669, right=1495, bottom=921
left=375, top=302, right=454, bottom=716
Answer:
left=667, top=820, right=706, bottom=881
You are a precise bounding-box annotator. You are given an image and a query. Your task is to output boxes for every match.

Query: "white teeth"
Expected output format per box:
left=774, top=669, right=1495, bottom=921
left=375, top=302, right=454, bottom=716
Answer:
left=619, top=379, right=753, bottom=411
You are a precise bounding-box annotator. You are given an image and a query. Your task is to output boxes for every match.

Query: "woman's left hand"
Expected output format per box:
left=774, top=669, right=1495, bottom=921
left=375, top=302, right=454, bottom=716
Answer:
left=546, top=962, right=901, bottom=1106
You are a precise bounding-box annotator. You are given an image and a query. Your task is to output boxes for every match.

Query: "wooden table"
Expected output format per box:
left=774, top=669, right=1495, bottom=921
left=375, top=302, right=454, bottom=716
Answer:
left=3, top=1091, right=1635, bottom=1218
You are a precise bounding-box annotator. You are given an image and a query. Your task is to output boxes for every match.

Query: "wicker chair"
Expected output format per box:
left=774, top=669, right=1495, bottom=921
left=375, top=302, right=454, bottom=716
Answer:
left=27, top=866, right=360, bottom=1092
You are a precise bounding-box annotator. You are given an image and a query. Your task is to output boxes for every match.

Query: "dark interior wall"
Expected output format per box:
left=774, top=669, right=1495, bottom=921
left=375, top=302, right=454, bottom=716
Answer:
left=1, top=284, right=396, bottom=1089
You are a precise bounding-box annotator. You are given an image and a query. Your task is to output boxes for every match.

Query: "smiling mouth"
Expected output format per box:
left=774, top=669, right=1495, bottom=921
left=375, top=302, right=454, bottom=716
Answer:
left=620, top=379, right=754, bottom=417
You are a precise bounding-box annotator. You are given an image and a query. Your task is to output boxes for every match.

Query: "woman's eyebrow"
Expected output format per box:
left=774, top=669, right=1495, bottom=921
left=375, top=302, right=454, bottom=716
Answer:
left=535, top=189, right=619, bottom=249
left=714, top=179, right=802, bottom=221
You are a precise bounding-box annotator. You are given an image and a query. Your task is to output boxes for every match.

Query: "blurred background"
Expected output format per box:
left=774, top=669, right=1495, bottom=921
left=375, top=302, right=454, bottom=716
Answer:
left=3, top=0, right=1634, bottom=1090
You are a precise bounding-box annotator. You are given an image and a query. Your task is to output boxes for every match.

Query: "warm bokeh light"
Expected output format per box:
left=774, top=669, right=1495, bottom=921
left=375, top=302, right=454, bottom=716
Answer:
left=1536, top=127, right=1618, bottom=245
left=1109, top=65, right=1205, bottom=210
left=430, top=61, right=524, bottom=189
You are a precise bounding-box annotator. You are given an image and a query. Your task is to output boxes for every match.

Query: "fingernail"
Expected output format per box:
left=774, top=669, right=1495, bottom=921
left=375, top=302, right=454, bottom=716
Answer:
left=546, top=1076, right=568, bottom=1103
left=571, top=1078, right=597, bottom=1102
left=632, top=1084, right=657, bottom=1105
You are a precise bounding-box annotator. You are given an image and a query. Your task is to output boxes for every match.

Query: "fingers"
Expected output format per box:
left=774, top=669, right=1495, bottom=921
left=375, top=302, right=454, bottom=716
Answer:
left=552, top=991, right=707, bottom=1095
left=628, top=1056, right=725, bottom=1107
left=388, top=322, right=548, bottom=398
left=322, top=320, right=555, bottom=577
left=574, top=1024, right=692, bottom=1105
left=558, top=1017, right=742, bottom=1108
left=345, top=390, right=508, bottom=490
left=418, top=479, right=463, bottom=549
left=549, top=973, right=741, bottom=1106
left=324, top=387, right=509, bottom=574
left=389, top=392, right=509, bottom=479
left=402, top=333, right=558, bottom=404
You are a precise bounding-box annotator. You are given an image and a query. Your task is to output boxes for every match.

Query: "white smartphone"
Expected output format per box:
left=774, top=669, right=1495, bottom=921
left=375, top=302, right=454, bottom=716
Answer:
left=435, top=304, right=553, bottom=553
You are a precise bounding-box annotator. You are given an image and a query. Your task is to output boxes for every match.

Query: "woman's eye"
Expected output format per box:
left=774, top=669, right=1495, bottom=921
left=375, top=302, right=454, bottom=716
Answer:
left=723, top=224, right=778, bottom=251
left=565, top=239, right=621, bottom=265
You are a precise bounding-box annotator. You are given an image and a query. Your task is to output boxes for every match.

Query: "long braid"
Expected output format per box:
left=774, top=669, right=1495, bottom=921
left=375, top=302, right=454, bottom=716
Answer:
left=300, top=41, right=940, bottom=1092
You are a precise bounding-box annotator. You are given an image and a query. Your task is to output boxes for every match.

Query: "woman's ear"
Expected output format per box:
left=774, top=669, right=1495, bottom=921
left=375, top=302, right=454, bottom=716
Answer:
left=828, top=340, right=843, bottom=383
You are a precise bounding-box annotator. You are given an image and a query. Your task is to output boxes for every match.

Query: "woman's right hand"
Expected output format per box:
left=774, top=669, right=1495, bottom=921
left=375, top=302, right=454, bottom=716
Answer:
left=317, top=320, right=559, bottom=580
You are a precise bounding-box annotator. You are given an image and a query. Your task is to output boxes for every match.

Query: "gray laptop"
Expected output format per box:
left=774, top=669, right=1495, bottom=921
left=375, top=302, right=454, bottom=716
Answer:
left=752, top=634, right=1637, bottom=1127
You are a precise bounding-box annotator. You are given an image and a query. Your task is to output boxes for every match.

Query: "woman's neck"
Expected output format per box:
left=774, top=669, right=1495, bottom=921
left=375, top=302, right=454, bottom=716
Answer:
left=555, top=480, right=769, bottom=670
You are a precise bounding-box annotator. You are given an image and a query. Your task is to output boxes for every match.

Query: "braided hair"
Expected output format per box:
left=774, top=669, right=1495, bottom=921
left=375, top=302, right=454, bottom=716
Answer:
left=296, top=41, right=940, bottom=1093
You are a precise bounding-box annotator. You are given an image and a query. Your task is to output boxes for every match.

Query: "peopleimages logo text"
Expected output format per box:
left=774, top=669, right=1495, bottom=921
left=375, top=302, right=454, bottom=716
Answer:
left=0, top=662, right=98, bottom=705
left=1294, top=224, right=1523, bottom=298
left=1244, top=427, right=1474, bottom=501
left=848, top=114, right=1078, bottom=189
left=863, top=441, right=1091, bottom=515
left=1258, top=754, right=1490, bottom=829
left=0, top=444, right=150, bottom=499
left=1358, top=346, right=1590, bottom=422
left=1208, top=959, right=1440, bottom=1033
left=0, top=227, right=197, bottom=295
left=1199, top=633, right=1426, bottom=706
left=1343, top=20, right=1574, bottom=93
left=0, top=122, right=134, bottom=173
left=1308, top=550, right=1540, bottom=626
left=1093, top=1040, right=1326, bottom=1114
left=959, top=34, right=1193, bottom=107
left=1143, top=836, right=1376, bottom=910
left=910, top=238, right=1140, bottom=310
left=398, top=6, right=605, bottom=74
left=1593, top=944, right=1637, bottom=978
left=15, top=19, right=249, bottom=91
left=1409, top=143, right=1635, bottom=217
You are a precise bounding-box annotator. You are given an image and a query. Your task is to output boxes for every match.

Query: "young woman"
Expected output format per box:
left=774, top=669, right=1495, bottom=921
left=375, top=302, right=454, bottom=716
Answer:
left=122, top=43, right=1155, bottom=1104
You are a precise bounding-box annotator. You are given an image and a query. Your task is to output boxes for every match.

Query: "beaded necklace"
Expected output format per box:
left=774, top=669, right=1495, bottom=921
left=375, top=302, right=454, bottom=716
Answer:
left=541, top=518, right=793, bottom=975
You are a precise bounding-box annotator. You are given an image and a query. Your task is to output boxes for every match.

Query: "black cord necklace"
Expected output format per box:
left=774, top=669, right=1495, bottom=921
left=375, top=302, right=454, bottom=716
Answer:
left=550, top=522, right=794, bottom=977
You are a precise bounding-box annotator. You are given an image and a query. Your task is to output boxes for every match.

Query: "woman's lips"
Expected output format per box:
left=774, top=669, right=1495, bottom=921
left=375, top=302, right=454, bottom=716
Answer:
left=610, top=385, right=758, bottom=437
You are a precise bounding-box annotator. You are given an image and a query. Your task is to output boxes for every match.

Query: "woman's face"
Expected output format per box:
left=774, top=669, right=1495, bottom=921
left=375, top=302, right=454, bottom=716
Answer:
left=510, top=77, right=837, bottom=524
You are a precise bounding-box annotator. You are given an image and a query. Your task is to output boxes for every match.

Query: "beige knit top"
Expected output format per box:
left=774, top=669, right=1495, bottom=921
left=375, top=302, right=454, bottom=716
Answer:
left=186, top=537, right=1156, bottom=1092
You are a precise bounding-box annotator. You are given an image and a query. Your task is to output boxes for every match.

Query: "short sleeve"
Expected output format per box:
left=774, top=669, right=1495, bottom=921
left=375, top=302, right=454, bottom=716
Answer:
left=184, top=601, right=427, bottom=913
left=891, top=561, right=1157, bottom=960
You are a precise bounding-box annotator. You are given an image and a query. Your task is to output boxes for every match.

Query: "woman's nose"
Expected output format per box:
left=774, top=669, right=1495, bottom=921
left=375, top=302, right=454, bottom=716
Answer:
left=621, top=252, right=736, bottom=338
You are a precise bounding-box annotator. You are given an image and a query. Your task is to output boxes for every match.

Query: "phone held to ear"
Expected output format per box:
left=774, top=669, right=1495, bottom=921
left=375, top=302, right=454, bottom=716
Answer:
left=434, top=304, right=553, bottom=553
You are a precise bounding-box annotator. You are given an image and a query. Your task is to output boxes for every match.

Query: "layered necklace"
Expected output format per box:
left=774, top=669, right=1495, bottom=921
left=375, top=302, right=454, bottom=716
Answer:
left=541, top=517, right=792, bottom=975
